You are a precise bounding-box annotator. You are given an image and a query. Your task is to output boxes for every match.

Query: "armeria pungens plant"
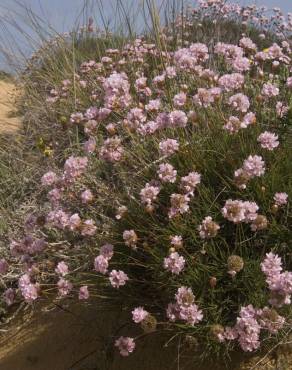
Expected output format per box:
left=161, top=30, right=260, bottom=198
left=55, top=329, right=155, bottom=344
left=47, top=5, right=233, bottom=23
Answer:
left=1, top=0, right=292, bottom=364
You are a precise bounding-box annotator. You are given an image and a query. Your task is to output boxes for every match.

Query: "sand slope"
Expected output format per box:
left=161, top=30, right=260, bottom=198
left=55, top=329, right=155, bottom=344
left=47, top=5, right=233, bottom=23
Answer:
left=0, top=80, right=22, bottom=134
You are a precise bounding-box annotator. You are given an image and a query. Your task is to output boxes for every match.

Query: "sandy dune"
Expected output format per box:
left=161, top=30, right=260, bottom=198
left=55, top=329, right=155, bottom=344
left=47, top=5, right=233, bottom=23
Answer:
left=0, top=80, right=22, bottom=134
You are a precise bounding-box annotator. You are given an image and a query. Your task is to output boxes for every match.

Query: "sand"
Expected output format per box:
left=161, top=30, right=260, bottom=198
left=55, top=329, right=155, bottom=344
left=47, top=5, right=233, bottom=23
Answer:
left=0, top=79, right=22, bottom=134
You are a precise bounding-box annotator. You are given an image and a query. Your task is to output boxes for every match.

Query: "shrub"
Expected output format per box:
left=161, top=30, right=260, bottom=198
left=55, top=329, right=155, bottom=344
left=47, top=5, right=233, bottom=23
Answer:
left=1, top=0, right=292, bottom=365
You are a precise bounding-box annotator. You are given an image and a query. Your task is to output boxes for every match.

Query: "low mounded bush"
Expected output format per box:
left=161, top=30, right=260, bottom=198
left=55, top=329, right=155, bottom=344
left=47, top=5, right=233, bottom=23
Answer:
left=1, top=0, right=292, bottom=365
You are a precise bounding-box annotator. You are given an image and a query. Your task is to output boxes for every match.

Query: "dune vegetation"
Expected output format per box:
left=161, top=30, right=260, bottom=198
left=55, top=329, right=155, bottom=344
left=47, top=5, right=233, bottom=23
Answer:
left=0, top=0, right=291, bottom=368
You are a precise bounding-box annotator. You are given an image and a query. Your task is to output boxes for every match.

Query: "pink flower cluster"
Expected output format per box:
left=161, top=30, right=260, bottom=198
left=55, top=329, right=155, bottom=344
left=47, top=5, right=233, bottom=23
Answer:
left=234, top=155, right=265, bottom=189
left=228, top=93, right=250, bottom=113
left=198, top=216, right=220, bottom=239
left=19, top=274, right=39, bottom=303
left=10, top=236, right=46, bottom=256
left=103, top=72, right=131, bottom=109
left=257, top=131, right=279, bottom=151
left=140, top=183, right=160, bottom=206
left=115, top=336, right=135, bottom=356
left=99, top=137, right=124, bottom=162
left=132, top=306, right=149, bottom=323
left=167, top=286, right=203, bottom=326
left=222, top=199, right=261, bottom=230
left=159, top=138, right=179, bottom=157
left=273, top=192, right=288, bottom=207
left=158, top=163, right=177, bottom=183
left=218, top=304, right=285, bottom=352
left=163, top=252, right=185, bottom=275
left=63, top=156, right=88, bottom=181
left=94, top=243, right=114, bottom=275
left=261, top=252, right=292, bottom=307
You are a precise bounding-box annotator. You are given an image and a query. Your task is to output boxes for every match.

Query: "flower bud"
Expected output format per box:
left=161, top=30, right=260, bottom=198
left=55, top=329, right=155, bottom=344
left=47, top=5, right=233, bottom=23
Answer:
left=227, top=255, right=244, bottom=274
left=209, top=276, right=217, bottom=288
left=141, top=314, right=157, bottom=333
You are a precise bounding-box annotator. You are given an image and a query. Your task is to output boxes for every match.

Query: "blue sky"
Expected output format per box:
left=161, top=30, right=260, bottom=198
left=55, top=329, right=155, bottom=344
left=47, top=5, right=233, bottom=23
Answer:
left=0, top=0, right=291, bottom=72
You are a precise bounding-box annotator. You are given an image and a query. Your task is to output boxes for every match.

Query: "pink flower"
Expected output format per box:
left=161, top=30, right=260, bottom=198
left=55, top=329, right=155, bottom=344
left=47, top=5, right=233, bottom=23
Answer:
left=166, top=303, right=181, bottom=322
left=84, top=120, right=98, bottom=136
left=19, top=274, right=39, bottom=303
left=173, top=92, right=187, bottom=107
left=242, top=155, right=265, bottom=177
left=145, top=99, right=161, bottom=112
left=235, top=305, right=261, bottom=352
left=103, top=72, right=131, bottom=109
left=239, top=37, right=257, bottom=52
left=168, top=110, right=188, bottom=128
left=57, top=278, right=73, bottom=297
left=163, top=252, right=185, bottom=274
left=221, top=199, right=246, bottom=223
left=159, top=139, right=179, bottom=157
left=215, top=42, right=243, bottom=61
left=137, top=121, right=159, bottom=136
left=261, top=252, right=282, bottom=277
left=55, top=261, right=69, bottom=276
left=81, top=189, right=94, bottom=203
left=125, top=108, right=146, bottom=130
left=198, top=216, right=220, bottom=239
left=242, top=112, right=256, bottom=127
left=158, top=163, right=177, bottom=183
left=276, top=102, right=288, bottom=117
left=109, top=270, right=129, bottom=288
left=100, top=244, right=114, bottom=259
left=232, top=57, right=250, bottom=72
left=81, top=219, right=97, bottom=236
left=64, top=156, right=88, bottom=180
left=221, top=199, right=259, bottom=224
left=257, top=131, right=279, bottom=150
left=273, top=192, right=288, bottom=206
left=79, top=286, right=89, bottom=300
left=193, top=88, right=214, bottom=107
left=228, top=93, right=250, bottom=113
left=47, top=209, right=69, bottom=229
left=262, top=82, right=279, bottom=98
left=261, top=252, right=292, bottom=307
left=41, top=171, right=57, bottom=186
left=48, top=188, right=62, bottom=205
left=68, top=213, right=82, bottom=231
left=94, top=255, right=109, bottom=275
left=140, top=183, right=160, bottom=205
left=170, top=235, right=183, bottom=248
left=175, top=286, right=194, bottom=306
left=218, top=73, right=244, bottom=91
left=168, top=194, right=190, bottom=218
left=123, top=230, right=138, bottom=249
left=180, top=171, right=201, bottom=195
left=132, top=307, right=149, bottom=323
left=84, top=137, right=96, bottom=153
left=286, top=77, right=292, bottom=88
left=70, top=112, right=84, bottom=124
left=167, top=286, right=203, bottom=326
left=258, top=307, right=285, bottom=334
left=223, top=116, right=241, bottom=133
left=115, top=336, right=135, bottom=356
left=135, top=77, right=147, bottom=91
left=165, top=66, right=176, bottom=78
left=100, top=137, right=124, bottom=162
left=179, top=304, right=204, bottom=325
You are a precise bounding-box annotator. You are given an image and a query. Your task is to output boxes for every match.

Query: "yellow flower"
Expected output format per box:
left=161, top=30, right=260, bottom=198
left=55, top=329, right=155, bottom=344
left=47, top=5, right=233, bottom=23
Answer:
left=43, top=147, right=53, bottom=157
